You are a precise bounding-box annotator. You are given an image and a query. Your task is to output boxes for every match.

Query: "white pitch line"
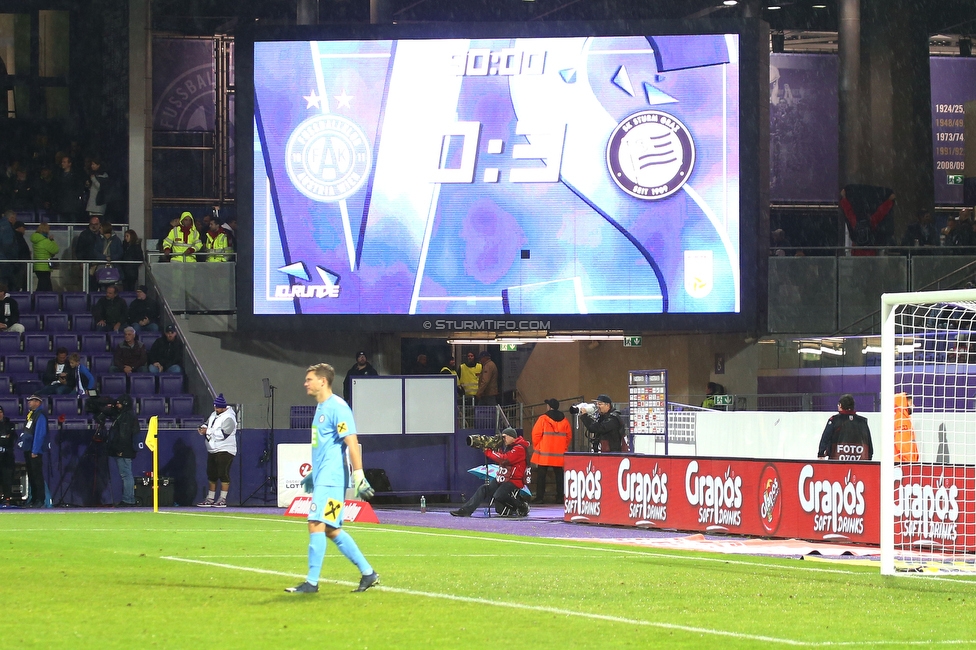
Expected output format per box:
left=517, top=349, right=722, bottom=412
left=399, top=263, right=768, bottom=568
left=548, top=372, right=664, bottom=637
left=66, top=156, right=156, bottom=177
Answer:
left=159, top=556, right=799, bottom=645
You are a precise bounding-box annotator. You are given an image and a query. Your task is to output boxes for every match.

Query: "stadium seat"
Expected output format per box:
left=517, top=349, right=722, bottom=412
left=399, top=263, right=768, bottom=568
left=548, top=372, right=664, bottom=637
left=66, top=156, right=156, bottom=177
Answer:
left=4, top=355, right=31, bottom=374
left=0, top=396, right=20, bottom=417
left=92, top=355, right=114, bottom=375
left=100, top=374, right=127, bottom=396
left=0, top=377, right=9, bottom=394
left=43, top=314, right=70, bottom=331
left=24, top=334, right=50, bottom=356
left=81, top=334, right=107, bottom=355
left=108, top=332, right=124, bottom=349
left=0, top=332, right=21, bottom=355
left=33, top=292, right=60, bottom=314
left=61, top=418, right=91, bottom=431
left=140, top=332, right=161, bottom=348
left=119, top=292, right=136, bottom=307
left=140, top=397, right=167, bottom=417
left=14, top=380, right=42, bottom=395
left=53, top=334, right=80, bottom=353
left=168, top=395, right=194, bottom=418
left=155, top=418, right=178, bottom=429
left=72, top=314, right=94, bottom=331
left=19, top=314, right=40, bottom=331
left=52, top=396, right=81, bottom=417
left=129, top=374, right=156, bottom=396
left=8, top=292, right=30, bottom=311
left=158, top=374, right=184, bottom=395
left=34, top=355, right=54, bottom=375
left=61, top=292, right=90, bottom=314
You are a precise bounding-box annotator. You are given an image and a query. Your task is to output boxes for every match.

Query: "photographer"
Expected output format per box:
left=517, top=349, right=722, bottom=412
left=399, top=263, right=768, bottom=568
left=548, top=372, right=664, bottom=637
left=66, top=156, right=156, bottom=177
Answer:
left=0, top=405, right=15, bottom=505
left=578, top=394, right=624, bottom=453
left=451, top=427, right=529, bottom=518
left=104, top=395, right=139, bottom=507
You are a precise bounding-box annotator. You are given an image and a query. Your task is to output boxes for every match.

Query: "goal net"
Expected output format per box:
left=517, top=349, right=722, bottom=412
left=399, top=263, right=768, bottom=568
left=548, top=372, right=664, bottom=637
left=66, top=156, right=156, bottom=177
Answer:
left=881, top=289, right=976, bottom=575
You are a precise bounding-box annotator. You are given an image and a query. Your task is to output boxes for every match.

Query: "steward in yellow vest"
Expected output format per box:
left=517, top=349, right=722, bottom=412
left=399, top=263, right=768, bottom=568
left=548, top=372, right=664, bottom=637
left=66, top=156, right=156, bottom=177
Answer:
left=162, top=212, right=201, bottom=262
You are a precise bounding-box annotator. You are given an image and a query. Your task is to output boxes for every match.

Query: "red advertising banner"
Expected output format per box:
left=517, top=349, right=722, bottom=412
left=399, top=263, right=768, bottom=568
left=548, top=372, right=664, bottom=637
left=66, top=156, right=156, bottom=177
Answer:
left=893, top=464, right=976, bottom=553
left=563, top=454, right=881, bottom=545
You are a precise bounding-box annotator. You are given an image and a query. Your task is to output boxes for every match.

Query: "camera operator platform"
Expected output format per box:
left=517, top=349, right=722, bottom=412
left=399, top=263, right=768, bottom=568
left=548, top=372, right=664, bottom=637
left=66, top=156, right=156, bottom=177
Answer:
left=451, top=427, right=530, bottom=518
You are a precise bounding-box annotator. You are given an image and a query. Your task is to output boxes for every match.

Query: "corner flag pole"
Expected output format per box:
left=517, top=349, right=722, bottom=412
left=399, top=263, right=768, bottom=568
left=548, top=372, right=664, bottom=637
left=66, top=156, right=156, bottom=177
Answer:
left=145, top=416, right=159, bottom=513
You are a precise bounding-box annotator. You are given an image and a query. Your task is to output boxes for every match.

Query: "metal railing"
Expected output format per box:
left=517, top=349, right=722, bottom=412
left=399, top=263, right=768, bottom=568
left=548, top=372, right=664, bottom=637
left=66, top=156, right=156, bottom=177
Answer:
left=670, top=392, right=881, bottom=413
left=0, top=258, right=143, bottom=292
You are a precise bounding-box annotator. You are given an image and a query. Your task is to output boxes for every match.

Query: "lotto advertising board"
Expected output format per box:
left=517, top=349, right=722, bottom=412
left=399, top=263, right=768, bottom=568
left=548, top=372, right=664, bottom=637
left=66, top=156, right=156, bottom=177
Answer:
left=240, top=22, right=764, bottom=333
left=893, top=464, right=976, bottom=554
left=563, top=455, right=882, bottom=545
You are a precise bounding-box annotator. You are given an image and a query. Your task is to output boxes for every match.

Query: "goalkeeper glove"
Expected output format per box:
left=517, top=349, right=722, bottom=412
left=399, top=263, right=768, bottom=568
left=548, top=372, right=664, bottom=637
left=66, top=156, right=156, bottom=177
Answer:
left=352, top=469, right=375, bottom=501
left=300, top=474, right=314, bottom=494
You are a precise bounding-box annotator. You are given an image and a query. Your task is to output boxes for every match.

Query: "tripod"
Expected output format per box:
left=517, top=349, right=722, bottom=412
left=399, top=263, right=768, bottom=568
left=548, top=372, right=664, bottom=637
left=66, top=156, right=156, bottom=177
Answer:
left=244, top=380, right=277, bottom=505
left=54, top=423, right=114, bottom=507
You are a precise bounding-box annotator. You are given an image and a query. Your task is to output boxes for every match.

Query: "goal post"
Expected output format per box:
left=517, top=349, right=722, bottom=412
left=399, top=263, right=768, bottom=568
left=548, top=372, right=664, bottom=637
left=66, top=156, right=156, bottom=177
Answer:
left=880, top=289, right=976, bottom=576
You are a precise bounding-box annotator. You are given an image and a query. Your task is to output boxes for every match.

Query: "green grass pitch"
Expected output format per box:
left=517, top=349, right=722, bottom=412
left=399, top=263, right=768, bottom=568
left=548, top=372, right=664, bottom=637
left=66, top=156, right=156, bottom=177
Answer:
left=2, top=511, right=975, bottom=648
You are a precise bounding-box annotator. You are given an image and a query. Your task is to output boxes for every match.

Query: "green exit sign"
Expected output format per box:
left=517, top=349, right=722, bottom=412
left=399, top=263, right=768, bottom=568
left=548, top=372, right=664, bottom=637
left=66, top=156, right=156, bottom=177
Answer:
left=713, top=394, right=734, bottom=406
left=948, top=174, right=964, bottom=185
left=499, top=343, right=518, bottom=352
left=623, top=336, right=642, bottom=347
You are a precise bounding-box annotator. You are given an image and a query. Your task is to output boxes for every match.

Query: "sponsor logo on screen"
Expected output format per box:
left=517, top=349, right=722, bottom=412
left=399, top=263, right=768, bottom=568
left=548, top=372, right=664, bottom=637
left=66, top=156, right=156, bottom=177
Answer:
left=757, top=463, right=782, bottom=534
left=685, top=461, right=743, bottom=529
left=565, top=462, right=603, bottom=519
left=893, top=466, right=959, bottom=543
left=617, top=458, right=668, bottom=524
left=607, top=109, right=695, bottom=200
left=285, top=114, right=372, bottom=202
left=798, top=465, right=865, bottom=538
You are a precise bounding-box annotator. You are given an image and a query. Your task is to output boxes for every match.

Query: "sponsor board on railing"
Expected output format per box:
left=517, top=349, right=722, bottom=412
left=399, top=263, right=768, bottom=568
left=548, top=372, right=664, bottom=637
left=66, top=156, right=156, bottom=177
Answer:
left=893, top=464, right=976, bottom=552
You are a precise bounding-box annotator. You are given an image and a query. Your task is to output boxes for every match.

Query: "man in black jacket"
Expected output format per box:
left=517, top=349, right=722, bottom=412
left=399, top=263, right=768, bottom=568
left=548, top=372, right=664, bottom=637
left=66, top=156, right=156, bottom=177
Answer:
left=148, top=325, right=184, bottom=374
left=0, top=282, right=24, bottom=334
left=105, top=394, right=139, bottom=506
left=817, top=394, right=873, bottom=461
left=126, top=286, right=159, bottom=332
left=0, top=404, right=15, bottom=505
left=92, top=284, right=126, bottom=331
left=342, top=351, right=378, bottom=407
left=578, top=394, right=625, bottom=453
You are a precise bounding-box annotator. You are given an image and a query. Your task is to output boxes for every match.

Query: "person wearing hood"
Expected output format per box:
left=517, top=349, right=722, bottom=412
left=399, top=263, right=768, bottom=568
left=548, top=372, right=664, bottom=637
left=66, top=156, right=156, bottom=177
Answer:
left=30, top=219, right=59, bottom=292
left=531, top=398, right=572, bottom=503
left=817, top=393, right=873, bottom=461
left=196, top=394, right=238, bottom=508
left=342, top=351, right=378, bottom=408
left=451, top=427, right=530, bottom=518
left=106, top=394, right=139, bottom=507
left=894, top=392, right=919, bottom=462
left=161, top=211, right=201, bottom=263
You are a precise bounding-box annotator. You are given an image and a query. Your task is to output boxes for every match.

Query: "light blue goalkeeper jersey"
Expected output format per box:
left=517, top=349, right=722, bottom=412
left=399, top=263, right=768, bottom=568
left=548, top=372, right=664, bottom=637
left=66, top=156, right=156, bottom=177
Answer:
left=311, top=394, right=356, bottom=488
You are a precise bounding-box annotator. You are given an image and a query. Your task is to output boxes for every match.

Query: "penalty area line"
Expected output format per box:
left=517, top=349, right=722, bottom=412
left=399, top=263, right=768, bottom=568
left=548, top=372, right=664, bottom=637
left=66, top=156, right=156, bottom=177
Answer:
left=159, top=556, right=899, bottom=647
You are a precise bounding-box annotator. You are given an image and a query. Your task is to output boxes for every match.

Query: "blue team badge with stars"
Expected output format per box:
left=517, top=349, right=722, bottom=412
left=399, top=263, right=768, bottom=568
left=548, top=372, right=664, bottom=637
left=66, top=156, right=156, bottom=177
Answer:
left=285, top=114, right=372, bottom=203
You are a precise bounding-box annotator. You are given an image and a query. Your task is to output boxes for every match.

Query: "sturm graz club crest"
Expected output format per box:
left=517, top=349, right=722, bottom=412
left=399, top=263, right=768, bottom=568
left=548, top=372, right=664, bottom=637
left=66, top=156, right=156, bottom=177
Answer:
left=286, top=114, right=372, bottom=202
left=606, top=109, right=695, bottom=201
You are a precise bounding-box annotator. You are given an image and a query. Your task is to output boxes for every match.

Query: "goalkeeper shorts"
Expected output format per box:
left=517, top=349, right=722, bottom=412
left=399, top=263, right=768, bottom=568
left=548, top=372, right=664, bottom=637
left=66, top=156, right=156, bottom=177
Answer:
left=309, top=485, right=345, bottom=527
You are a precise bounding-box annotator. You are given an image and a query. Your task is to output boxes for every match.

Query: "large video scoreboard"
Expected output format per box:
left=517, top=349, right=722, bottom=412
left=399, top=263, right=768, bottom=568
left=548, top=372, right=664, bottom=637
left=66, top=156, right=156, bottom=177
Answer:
left=237, top=21, right=765, bottom=333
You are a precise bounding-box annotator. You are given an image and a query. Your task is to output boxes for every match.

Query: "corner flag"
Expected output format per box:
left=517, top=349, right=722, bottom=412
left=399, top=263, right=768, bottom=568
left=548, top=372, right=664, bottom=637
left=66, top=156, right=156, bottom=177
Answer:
left=146, top=417, right=159, bottom=512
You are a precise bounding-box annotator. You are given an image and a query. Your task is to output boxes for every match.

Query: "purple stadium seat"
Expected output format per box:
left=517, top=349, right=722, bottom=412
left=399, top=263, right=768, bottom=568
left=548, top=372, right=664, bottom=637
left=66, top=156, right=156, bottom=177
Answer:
left=19, top=314, right=40, bottom=331
left=139, top=332, right=161, bottom=349
left=72, top=314, right=94, bottom=331
left=119, top=292, right=137, bottom=307
left=158, top=374, right=184, bottom=395
left=140, top=397, right=167, bottom=417
left=4, top=355, right=31, bottom=374
left=81, top=334, right=107, bottom=355
left=33, top=292, right=60, bottom=314
left=53, top=334, right=80, bottom=353
left=24, top=334, right=50, bottom=355
left=100, top=374, right=127, bottom=396
left=14, top=380, right=42, bottom=396
left=34, top=355, right=54, bottom=375
left=168, top=395, right=194, bottom=417
left=129, top=374, right=156, bottom=396
left=52, top=396, right=80, bottom=417
left=108, top=332, right=124, bottom=349
left=0, top=397, right=20, bottom=417
left=61, top=418, right=91, bottom=431
left=0, top=332, right=21, bottom=355
left=155, top=418, right=178, bottom=429
left=62, top=292, right=90, bottom=314
left=92, top=355, right=113, bottom=374
left=8, top=292, right=30, bottom=311
left=43, top=314, right=70, bottom=331
left=0, top=377, right=9, bottom=394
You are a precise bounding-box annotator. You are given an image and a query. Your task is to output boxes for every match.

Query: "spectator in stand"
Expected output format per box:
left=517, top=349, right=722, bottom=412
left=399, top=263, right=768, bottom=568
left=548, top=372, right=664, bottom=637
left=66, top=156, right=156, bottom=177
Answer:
left=342, top=350, right=378, bottom=407
left=92, top=284, right=126, bottom=332
left=476, top=350, right=499, bottom=407
left=409, top=352, right=430, bottom=375
left=901, top=209, right=940, bottom=253
left=148, top=324, right=184, bottom=374
left=38, top=347, right=72, bottom=395
left=98, top=222, right=123, bottom=265
left=204, top=219, right=232, bottom=261
left=943, top=208, right=976, bottom=255
left=221, top=215, right=237, bottom=251
left=839, top=187, right=895, bottom=257
left=7, top=163, right=33, bottom=212
left=85, top=156, right=108, bottom=219
left=67, top=353, right=95, bottom=396
left=110, top=326, right=148, bottom=374
left=30, top=219, right=59, bottom=292
left=701, top=382, right=728, bottom=410
left=54, top=154, right=85, bottom=222
left=458, top=351, right=481, bottom=401
left=162, top=212, right=201, bottom=263
left=120, top=229, right=143, bottom=291
left=12, top=220, right=30, bottom=291
left=0, top=281, right=24, bottom=334
left=32, top=165, right=54, bottom=215
left=0, top=209, right=16, bottom=286
left=75, top=215, right=102, bottom=261
left=770, top=228, right=792, bottom=257
left=126, top=285, right=159, bottom=332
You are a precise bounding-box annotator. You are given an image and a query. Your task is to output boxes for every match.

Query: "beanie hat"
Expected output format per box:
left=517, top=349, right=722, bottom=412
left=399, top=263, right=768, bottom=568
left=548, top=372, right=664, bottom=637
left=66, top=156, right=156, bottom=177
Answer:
left=501, top=427, right=518, bottom=438
left=596, top=394, right=613, bottom=405
left=214, top=393, right=227, bottom=409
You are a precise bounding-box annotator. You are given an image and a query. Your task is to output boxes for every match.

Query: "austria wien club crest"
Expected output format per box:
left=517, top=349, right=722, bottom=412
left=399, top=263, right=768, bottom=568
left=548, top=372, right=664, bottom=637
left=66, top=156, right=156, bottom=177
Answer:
left=606, top=109, right=695, bottom=200
left=285, top=114, right=372, bottom=202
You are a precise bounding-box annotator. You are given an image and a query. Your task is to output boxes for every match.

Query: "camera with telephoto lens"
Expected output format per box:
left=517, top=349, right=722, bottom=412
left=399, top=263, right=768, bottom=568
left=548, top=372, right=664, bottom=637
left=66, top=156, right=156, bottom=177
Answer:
left=466, top=434, right=504, bottom=451
left=570, top=402, right=597, bottom=416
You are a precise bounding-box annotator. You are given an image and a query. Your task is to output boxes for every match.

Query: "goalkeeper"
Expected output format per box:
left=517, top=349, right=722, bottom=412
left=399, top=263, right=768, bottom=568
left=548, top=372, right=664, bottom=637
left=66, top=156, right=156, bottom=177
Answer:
left=286, top=363, right=379, bottom=594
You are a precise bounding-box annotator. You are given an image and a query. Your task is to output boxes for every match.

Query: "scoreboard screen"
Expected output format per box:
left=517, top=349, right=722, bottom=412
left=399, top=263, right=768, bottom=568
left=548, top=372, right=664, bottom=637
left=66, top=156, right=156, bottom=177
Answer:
left=239, top=22, right=765, bottom=333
